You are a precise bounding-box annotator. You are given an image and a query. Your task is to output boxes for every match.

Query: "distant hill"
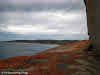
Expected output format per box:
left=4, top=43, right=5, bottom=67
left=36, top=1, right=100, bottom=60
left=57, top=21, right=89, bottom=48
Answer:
left=6, top=40, right=76, bottom=45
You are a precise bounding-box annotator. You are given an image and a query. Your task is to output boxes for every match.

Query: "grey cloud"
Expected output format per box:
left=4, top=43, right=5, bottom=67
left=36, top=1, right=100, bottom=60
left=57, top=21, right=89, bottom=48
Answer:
left=0, top=10, right=86, bottom=26
left=0, top=0, right=88, bottom=40
left=0, top=0, right=85, bottom=12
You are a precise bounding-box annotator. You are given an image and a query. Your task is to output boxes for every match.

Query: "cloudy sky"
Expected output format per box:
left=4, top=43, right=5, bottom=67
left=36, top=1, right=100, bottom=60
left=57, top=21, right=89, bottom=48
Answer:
left=0, top=0, right=89, bottom=41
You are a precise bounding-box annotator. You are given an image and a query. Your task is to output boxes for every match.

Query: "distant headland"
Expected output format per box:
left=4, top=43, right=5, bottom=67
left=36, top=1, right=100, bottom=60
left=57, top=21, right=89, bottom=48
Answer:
left=5, top=40, right=76, bottom=45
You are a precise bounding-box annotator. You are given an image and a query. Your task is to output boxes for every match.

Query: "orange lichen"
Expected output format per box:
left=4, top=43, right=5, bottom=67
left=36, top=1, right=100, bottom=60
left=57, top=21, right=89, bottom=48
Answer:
left=0, top=40, right=91, bottom=75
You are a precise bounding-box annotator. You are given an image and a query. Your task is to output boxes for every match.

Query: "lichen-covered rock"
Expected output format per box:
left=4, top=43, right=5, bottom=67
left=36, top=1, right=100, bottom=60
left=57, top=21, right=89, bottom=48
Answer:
left=0, top=40, right=96, bottom=75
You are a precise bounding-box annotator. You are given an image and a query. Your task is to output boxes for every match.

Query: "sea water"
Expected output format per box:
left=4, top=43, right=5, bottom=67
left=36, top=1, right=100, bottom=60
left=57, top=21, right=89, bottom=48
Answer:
left=0, top=42, right=57, bottom=59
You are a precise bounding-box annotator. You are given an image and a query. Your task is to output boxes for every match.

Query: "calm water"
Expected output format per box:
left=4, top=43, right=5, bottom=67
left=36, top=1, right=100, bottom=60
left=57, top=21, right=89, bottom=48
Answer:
left=0, top=42, right=57, bottom=59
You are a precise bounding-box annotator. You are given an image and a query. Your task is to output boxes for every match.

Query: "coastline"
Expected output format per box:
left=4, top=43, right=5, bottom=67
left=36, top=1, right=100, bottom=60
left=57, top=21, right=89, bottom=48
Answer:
left=0, top=40, right=94, bottom=75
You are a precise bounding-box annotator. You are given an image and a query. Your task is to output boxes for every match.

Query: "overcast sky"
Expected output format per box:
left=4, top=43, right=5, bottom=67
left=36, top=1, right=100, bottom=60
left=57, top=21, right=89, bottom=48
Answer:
left=0, top=0, right=89, bottom=41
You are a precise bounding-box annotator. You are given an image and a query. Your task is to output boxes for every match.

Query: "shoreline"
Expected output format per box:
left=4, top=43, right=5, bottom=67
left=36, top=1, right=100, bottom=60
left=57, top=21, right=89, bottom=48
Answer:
left=0, top=40, right=91, bottom=73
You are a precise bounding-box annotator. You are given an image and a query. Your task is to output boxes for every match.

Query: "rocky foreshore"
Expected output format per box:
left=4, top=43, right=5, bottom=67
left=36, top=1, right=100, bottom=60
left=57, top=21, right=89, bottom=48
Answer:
left=0, top=40, right=96, bottom=75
